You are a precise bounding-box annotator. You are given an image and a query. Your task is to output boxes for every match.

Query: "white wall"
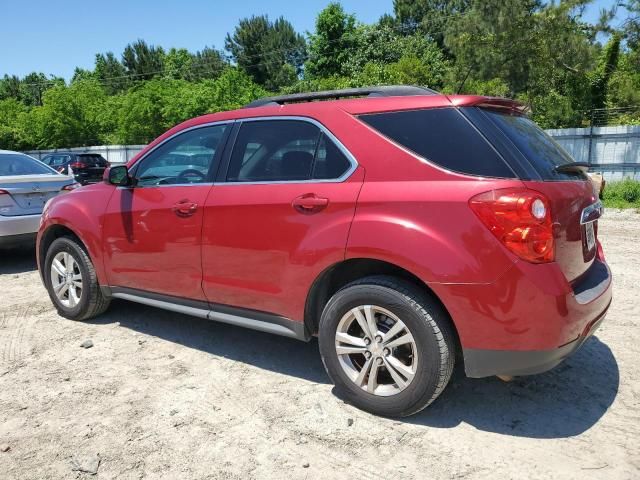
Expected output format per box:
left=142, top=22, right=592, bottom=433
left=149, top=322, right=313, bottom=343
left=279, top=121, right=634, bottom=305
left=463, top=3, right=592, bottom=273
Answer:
left=546, top=125, right=640, bottom=181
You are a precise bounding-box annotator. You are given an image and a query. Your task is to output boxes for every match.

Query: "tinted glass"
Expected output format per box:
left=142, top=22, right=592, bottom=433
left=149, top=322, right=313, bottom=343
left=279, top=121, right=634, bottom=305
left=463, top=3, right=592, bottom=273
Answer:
left=135, top=124, right=228, bottom=186
left=77, top=154, right=108, bottom=166
left=482, top=109, right=585, bottom=181
left=44, top=155, right=70, bottom=166
left=0, top=154, right=56, bottom=176
left=227, top=120, right=320, bottom=182
left=313, top=134, right=351, bottom=180
left=360, top=108, right=515, bottom=178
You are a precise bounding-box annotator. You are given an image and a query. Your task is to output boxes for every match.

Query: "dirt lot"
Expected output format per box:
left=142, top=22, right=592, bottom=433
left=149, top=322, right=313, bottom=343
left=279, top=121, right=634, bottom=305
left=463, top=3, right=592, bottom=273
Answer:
left=0, top=210, right=639, bottom=480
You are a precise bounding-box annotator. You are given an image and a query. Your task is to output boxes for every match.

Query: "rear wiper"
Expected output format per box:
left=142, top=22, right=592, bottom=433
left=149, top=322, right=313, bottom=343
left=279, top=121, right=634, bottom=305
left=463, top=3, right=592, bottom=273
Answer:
left=554, top=162, right=590, bottom=173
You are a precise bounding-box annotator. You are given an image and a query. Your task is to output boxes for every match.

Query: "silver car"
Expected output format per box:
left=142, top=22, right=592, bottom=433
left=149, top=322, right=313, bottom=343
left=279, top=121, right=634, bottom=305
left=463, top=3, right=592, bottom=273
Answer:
left=0, top=150, right=76, bottom=248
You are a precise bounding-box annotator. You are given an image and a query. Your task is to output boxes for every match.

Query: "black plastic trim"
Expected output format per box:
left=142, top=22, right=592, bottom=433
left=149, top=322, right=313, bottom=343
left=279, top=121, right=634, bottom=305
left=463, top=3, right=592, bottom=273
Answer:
left=244, top=86, right=437, bottom=108
left=107, top=287, right=310, bottom=341
left=463, top=308, right=608, bottom=378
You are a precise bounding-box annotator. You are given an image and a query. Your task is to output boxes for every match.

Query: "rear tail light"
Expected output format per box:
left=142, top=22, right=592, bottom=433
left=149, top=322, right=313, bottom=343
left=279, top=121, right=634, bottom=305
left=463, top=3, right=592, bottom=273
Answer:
left=62, top=183, right=81, bottom=192
left=469, top=188, right=555, bottom=263
left=0, top=189, right=8, bottom=195
left=69, top=162, right=87, bottom=169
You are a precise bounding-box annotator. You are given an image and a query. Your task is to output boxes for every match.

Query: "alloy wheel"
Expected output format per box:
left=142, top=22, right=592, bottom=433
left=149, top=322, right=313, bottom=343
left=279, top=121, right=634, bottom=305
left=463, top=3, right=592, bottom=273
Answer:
left=334, top=305, right=418, bottom=396
left=50, top=251, right=83, bottom=308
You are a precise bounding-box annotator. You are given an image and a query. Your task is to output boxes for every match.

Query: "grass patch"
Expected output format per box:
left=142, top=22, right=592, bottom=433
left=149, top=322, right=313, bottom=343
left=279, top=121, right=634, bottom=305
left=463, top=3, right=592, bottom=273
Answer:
left=602, top=179, right=640, bottom=209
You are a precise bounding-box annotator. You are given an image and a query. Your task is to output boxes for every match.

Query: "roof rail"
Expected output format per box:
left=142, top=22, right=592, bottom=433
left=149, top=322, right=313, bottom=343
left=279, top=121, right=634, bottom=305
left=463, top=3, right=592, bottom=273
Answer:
left=244, top=85, right=438, bottom=108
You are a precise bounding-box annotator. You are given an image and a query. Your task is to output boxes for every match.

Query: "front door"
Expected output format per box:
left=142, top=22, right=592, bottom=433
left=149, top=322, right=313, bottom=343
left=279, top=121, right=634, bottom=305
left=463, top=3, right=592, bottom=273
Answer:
left=102, top=123, right=230, bottom=300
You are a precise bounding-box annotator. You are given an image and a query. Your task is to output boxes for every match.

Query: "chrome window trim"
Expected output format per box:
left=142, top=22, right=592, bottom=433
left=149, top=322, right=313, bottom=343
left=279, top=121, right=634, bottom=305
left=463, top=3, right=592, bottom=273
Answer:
left=217, top=115, right=359, bottom=185
left=122, top=120, right=234, bottom=189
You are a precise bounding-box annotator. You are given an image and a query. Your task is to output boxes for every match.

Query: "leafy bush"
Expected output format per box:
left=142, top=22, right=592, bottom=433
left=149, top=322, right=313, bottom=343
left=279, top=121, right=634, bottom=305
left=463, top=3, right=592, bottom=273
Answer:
left=602, top=179, right=640, bottom=208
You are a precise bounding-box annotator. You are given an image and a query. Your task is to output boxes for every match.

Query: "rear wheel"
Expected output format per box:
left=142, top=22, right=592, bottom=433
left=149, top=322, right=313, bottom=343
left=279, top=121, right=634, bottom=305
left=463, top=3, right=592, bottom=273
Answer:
left=44, top=237, right=110, bottom=321
left=318, top=276, right=455, bottom=417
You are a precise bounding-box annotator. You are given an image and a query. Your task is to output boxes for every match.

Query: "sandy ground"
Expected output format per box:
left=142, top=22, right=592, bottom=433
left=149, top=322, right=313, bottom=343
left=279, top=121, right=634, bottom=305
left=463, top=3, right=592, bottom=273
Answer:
left=0, top=210, right=639, bottom=480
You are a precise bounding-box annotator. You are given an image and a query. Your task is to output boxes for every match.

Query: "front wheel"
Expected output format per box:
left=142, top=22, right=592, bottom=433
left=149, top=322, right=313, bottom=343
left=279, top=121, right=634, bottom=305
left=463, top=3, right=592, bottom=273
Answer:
left=44, top=236, right=110, bottom=321
left=318, top=276, right=456, bottom=417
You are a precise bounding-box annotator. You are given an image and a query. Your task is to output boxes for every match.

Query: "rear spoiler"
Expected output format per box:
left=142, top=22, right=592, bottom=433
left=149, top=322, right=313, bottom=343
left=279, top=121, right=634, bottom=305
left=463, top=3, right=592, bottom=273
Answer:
left=451, top=96, right=530, bottom=115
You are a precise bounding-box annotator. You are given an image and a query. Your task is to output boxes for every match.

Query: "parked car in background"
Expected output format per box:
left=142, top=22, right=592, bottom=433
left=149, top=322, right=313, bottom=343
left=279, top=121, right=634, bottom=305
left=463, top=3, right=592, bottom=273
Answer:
left=41, top=152, right=109, bottom=185
left=1, top=150, right=77, bottom=248
left=37, top=86, right=611, bottom=417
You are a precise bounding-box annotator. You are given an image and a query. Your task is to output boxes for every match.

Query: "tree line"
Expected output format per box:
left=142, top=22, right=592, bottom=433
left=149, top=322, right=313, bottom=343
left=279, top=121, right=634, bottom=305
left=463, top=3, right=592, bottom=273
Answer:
left=1, top=0, right=639, bottom=151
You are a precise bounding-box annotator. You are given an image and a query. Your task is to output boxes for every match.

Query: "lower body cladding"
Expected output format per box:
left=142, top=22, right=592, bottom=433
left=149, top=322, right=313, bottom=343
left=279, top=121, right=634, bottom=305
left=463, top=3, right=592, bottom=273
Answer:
left=106, top=287, right=310, bottom=341
left=0, top=214, right=41, bottom=247
left=432, top=256, right=613, bottom=378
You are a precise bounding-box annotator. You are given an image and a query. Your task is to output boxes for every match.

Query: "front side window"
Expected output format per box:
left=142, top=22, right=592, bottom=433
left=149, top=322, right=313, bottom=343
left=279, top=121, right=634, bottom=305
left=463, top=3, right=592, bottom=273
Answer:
left=134, top=124, right=228, bottom=186
left=227, top=120, right=352, bottom=182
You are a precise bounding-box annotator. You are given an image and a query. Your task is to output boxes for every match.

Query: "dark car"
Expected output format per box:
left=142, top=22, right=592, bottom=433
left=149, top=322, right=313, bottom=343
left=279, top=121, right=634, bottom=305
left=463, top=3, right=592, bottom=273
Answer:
left=41, top=153, right=109, bottom=185
left=37, top=86, right=610, bottom=417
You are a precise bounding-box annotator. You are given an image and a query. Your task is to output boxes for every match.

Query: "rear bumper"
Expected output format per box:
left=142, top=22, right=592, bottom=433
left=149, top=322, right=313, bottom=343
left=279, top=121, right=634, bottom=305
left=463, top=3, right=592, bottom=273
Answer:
left=463, top=306, right=607, bottom=377
left=431, top=254, right=612, bottom=378
left=0, top=213, right=41, bottom=237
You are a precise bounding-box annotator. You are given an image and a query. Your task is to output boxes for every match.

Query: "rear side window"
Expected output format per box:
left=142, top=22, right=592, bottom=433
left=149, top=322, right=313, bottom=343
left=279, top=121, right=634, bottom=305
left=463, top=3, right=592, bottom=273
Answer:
left=44, top=155, right=70, bottom=166
left=359, top=108, right=515, bottom=178
left=0, top=154, right=56, bottom=176
left=227, top=120, right=352, bottom=182
left=481, top=110, right=586, bottom=181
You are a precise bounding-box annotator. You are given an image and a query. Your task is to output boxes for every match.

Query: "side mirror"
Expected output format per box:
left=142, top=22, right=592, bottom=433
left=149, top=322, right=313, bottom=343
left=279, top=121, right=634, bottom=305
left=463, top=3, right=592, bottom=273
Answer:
left=107, top=165, right=132, bottom=186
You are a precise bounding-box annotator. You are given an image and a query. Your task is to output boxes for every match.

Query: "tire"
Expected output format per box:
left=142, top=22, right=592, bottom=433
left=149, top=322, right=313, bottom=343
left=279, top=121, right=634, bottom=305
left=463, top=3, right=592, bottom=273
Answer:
left=318, top=275, right=456, bottom=417
left=44, top=236, right=110, bottom=321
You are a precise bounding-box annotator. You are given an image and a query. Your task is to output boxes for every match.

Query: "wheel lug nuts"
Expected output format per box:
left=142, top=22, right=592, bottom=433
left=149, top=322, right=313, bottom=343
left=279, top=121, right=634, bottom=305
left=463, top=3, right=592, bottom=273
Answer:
left=375, top=335, right=382, bottom=343
left=376, top=357, right=384, bottom=366
left=364, top=351, right=372, bottom=359
left=383, top=348, right=390, bottom=356
left=364, top=338, right=371, bottom=345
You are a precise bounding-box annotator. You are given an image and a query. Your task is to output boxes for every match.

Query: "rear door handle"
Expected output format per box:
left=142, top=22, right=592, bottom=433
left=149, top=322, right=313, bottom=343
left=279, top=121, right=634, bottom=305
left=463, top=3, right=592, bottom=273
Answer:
left=292, top=194, right=329, bottom=214
left=172, top=199, right=198, bottom=217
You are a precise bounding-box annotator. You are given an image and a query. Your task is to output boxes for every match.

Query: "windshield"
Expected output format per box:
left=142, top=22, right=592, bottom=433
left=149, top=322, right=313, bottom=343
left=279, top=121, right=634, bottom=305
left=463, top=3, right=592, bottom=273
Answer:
left=0, top=153, right=58, bottom=176
left=482, top=109, right=586, bottom=181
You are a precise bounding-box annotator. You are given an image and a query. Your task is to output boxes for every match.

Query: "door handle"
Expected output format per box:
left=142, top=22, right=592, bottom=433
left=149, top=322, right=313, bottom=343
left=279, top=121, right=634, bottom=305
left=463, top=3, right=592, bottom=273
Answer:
left=172, top=199, right=198, bottom=217
left=292, top=194, right=329, bottom=214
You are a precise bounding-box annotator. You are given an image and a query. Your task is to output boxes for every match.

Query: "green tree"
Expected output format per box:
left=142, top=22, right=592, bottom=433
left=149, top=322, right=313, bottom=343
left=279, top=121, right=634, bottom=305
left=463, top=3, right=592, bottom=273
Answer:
left=0, top=98, right=30, bottom=150
left=305, top=3, right=358, bottom=78
left=191, top=46, right=229, bottom=81
left=393, top=0, right=470, bottom=49
left=29, top=80, right=111, bottom=148
left=122, top=40, right=166, bottom=80
left=225, top=15, right=306, bottom=90
left=590, top=33, right=621, bottom=113
left=95, top=52, right=129, bottom=93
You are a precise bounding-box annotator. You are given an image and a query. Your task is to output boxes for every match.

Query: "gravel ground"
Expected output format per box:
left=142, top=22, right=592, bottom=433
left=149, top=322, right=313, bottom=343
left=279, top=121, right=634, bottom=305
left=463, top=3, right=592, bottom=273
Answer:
left=0, top=210, right=639, bottom=479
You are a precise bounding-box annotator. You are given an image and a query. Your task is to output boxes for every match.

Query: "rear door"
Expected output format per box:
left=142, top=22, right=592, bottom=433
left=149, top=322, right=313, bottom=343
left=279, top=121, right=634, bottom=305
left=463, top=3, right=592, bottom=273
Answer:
left=474, top=108, right=600, bottom=282
left=201, top=118, right=362, bottom=320
left=102, top=123, right=230, bottom=299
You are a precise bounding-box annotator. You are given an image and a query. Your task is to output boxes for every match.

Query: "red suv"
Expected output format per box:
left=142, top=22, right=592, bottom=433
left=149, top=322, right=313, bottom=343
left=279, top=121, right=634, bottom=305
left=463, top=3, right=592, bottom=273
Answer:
left=37, top=86, right=611, bottom=417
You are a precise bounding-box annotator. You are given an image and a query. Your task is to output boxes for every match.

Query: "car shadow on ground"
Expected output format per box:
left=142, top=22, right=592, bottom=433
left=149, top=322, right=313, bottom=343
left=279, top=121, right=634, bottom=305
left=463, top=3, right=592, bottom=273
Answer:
left=0, top=245, right=38, bottom=275
left=93, top=300, right=618, bottom=440
left=92, top=299, right=330, bottom=385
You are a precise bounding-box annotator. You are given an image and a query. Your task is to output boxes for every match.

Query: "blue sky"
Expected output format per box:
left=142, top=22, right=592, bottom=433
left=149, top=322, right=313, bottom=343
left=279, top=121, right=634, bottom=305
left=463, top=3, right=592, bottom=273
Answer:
left=0, top=0, right=625, bottom=79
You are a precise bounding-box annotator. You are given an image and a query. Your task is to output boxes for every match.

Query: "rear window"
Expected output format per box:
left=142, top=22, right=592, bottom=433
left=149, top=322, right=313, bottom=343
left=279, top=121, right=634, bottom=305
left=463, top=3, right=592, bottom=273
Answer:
left=481, top=110, right=586, bottom=181
left=0, top=154, right=56, bottom=176
left=359, top=108, right=515, bottom=178
left=77, top=154, right=108, bottom=166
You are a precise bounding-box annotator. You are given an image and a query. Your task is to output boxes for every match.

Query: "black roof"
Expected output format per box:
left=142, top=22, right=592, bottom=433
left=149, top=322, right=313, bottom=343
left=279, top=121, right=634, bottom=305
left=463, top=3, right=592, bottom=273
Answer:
left=244, top=85, right=438, bottom=108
